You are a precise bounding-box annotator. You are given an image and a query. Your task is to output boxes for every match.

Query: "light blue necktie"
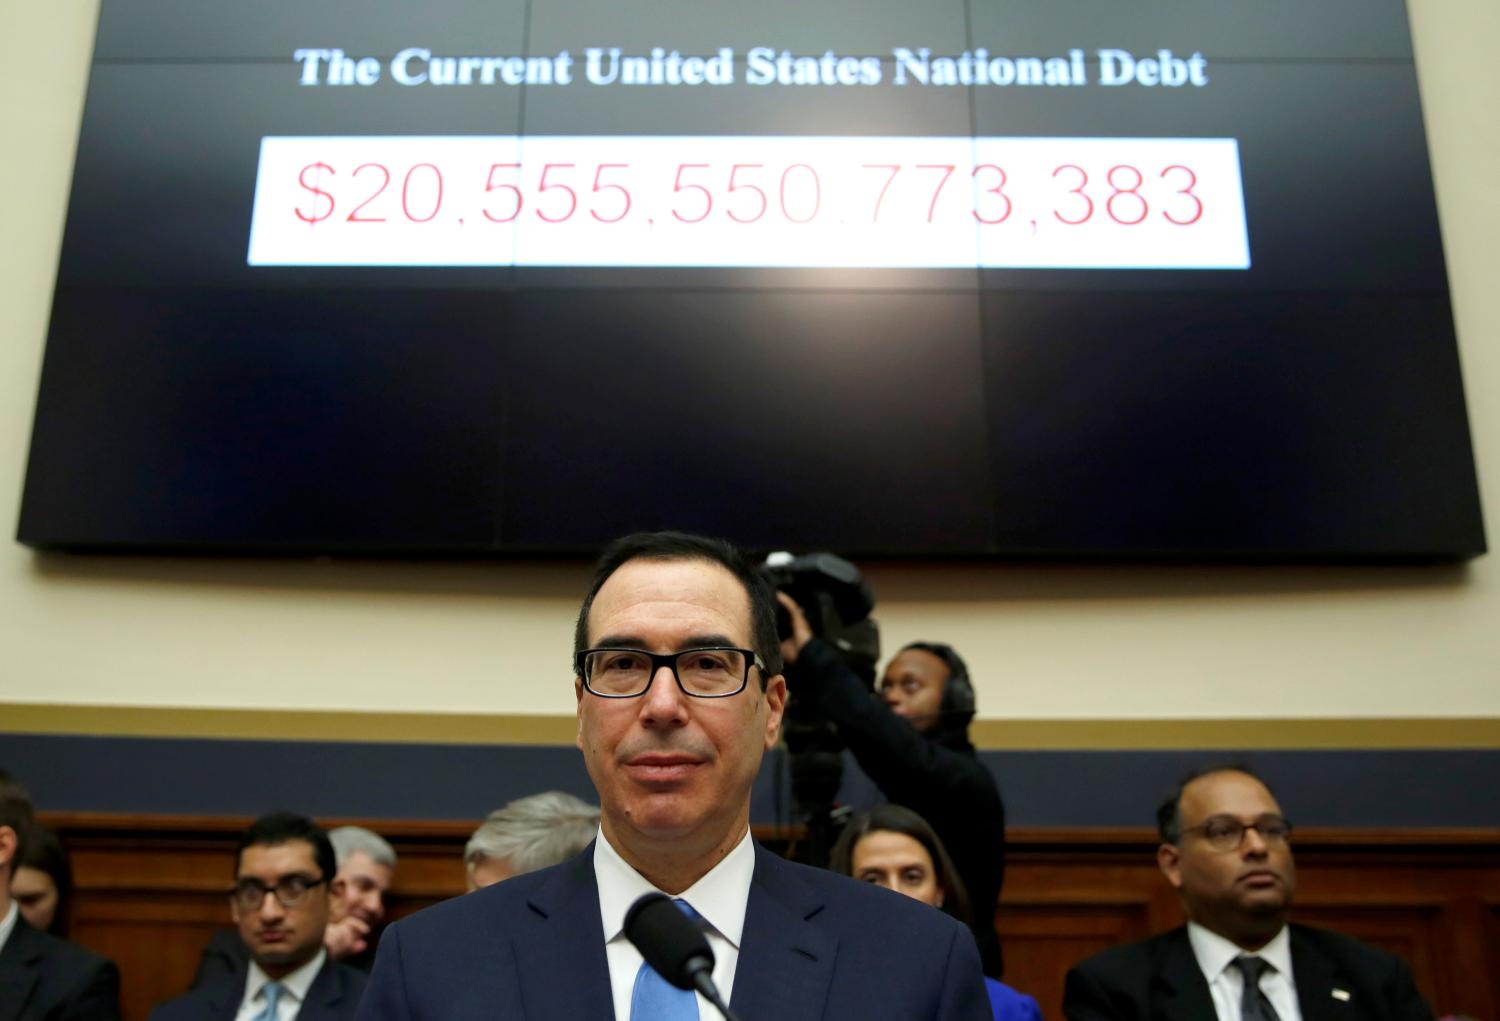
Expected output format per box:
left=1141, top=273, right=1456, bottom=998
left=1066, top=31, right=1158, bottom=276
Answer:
left=252, top=981, right=283, bottom=1021
left=629, top=900, right=701, bottom=1021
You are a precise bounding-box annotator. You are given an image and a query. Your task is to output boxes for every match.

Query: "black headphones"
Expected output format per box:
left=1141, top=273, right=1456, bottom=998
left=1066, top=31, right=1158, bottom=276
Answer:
left=899, top=641, right=975, bottom=724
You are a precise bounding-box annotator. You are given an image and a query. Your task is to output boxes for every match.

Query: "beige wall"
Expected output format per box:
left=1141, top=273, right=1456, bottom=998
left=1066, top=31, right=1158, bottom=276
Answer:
left=2, top=2, right=1495, bottom=731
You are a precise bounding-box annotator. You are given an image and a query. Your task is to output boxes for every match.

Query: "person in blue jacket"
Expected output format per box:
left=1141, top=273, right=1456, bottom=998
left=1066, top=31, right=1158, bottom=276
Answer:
left=830, top=803, right=1042, bottom=1021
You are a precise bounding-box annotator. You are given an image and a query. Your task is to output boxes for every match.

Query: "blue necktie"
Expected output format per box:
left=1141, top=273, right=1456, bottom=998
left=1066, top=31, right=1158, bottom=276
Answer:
left=252, top=981, right=283, bottom=1021
left=629, top=900, right=701, bottom=1021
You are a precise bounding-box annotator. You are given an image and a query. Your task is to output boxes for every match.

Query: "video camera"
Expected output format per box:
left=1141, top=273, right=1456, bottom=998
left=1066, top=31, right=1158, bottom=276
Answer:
left=759, top=551, right=880, bottom=867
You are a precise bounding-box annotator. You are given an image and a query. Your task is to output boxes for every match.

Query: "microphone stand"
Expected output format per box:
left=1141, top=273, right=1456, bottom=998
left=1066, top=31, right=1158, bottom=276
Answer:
left=689, top=967, right=745, bottom=1021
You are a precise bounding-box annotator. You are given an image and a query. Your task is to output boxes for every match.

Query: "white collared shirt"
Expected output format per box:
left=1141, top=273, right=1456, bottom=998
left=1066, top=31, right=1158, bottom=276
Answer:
left=234, top=948, right=327, bottom=1021
left=595, top=826, right=755, bottom=1021
left=0, top=901, right=18, bottom=956
left=1188, top=922, right=1302, bottom=1021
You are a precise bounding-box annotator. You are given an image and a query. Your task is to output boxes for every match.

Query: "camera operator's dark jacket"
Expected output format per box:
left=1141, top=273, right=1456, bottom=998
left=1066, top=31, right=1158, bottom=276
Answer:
left=797, top=638, right=1007, bottom=978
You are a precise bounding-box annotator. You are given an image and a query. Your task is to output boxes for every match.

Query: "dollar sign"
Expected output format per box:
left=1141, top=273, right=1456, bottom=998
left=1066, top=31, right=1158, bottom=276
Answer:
left=296, top=162, right=336, bottom=223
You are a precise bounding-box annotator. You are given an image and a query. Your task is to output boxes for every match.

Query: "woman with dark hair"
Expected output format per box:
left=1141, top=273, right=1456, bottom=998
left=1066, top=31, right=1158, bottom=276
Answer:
left=12, top=822, right=74, bottom=936
left=830, top=804, right=1041, bottom=1021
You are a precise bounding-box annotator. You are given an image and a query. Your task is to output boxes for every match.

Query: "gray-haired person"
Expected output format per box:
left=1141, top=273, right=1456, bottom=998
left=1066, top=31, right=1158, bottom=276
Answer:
left=464, top=792, right=601, bottom=890
left=325, top=827, right=398, bottom=961
left=193, top=825, right=397, bottom=988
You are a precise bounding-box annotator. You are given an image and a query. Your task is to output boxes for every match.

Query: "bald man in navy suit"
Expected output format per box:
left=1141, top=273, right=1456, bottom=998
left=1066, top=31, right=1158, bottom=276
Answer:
left=1064, top=765, right=1432, bottom=1021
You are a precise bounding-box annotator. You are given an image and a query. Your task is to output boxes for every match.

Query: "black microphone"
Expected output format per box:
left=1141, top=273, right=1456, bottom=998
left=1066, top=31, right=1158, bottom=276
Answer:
left=623, top=892, right=743, bottom=1021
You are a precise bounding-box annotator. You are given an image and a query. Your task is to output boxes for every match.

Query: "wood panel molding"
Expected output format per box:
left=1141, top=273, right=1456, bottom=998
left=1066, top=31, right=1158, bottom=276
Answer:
left=10, top=703, right=1500, bottom=747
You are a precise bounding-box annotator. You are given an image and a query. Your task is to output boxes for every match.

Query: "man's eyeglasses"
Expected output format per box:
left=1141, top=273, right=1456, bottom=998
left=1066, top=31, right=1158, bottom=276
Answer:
left=576, top=647, right=764, bottom=698
left=1181, top=814, right=1293, bottom=851
left=230, top=875, right=326, bottom=910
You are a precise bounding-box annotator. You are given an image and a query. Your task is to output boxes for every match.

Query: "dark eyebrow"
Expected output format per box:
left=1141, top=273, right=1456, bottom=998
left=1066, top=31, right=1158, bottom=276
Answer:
left=591, top=634, right=744, bottom=651
left=237, top=871, right=321, bottom=884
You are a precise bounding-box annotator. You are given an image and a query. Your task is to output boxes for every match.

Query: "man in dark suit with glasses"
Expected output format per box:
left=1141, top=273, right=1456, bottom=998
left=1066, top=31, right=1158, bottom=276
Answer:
left=357, top=531, right=990, bottom=1020
left=152, top=812, right=366, bottom=1020
left=1063, top=764, right=1432, bottom=1021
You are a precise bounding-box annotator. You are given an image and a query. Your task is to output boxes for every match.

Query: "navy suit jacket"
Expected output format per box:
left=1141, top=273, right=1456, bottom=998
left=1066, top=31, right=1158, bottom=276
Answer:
left=0, top=918, right=120, bottom=1021
left=1063, top=924, right=1433, bottom=1021
left=150, top=955, right=366, bottom=1021
left=357, top=841, right=991, bottom=1020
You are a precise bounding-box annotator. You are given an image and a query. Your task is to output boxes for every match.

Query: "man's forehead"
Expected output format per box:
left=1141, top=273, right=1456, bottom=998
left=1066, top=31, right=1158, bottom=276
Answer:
left=240, top=839, right=318, bottom=874
left=588, top=557, right=753, bottom=643
left=884, top=648, right=949, bottom=678
left=342, top=851, right=392, bottom=881
left=1181, top=770, right=1279, bottom=818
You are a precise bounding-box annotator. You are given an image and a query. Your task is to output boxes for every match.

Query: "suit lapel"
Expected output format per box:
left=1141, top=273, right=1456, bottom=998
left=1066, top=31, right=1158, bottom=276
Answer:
left=1152, top=928, right=1218, bottom=1021
left=1291, top=927, right=1356, bottom=1021
left=198, top=970, right=249, bottom=1021
left=511, top=849, right=615, bottom=1019
left=728, top=845, right=837, bottom=1021
left=299, top=958, right=346, bottom=1020
left=215, top=983, right=243, bottom=1021
left=0, top=921, right=44, bottom=1021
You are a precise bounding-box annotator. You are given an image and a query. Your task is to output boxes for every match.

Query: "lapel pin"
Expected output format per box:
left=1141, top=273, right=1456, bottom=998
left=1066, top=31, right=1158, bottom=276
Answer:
left=1331, top=989, right=1351, bottom=1002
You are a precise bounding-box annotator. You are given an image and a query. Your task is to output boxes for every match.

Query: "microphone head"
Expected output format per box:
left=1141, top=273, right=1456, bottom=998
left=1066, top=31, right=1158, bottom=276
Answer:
left=623, top=892, right=715, bottom=992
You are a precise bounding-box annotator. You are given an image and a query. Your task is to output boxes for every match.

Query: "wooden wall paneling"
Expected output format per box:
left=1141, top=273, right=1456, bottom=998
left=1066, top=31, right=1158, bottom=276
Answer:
left=996, top=901, right=1156, bottom=1021
left=72, top=894, right=228, bottom=1021
left=1288, top=840, right=1500, bottom=1019
left=998, top=832, right=1184, bottom=1020
left=1479, top=899, right=1500, bottom=1016
left=37, top=815, right=1500, bottom=1021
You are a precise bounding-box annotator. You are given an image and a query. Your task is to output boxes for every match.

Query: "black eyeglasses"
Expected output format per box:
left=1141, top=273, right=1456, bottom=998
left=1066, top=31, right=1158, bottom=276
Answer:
left=230, top=875, right=326, bottom=910
left=1180, top=814, right=1293, bottom=851
left=576, top=646, right=764, bottom=698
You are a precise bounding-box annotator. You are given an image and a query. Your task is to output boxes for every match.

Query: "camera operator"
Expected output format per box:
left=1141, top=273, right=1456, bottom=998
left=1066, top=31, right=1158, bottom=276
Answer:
left=778, top=593, right=1007, bottom=979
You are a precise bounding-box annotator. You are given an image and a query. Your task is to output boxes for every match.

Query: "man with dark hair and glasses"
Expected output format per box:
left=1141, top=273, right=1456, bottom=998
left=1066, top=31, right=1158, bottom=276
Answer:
left=358, top=531, right=990, bottom=1020
left=153, top=812, right=366, bottom=1020
left=1064, top=764, right=1432, bottom=1021
left=193, top=825, right=399, bottom=988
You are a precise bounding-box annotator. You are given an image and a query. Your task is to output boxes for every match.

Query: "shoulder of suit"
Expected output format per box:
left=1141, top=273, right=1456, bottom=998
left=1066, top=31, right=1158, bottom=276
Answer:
left=1068, top=925, right=1184, bottom=977
left=149, top=977, right=228, bottom=1020
left=386, top=857, right=569, bottom=940
left=318, top=955, right=369, bottom=1001
left=764, top=853, right=974, bottom=937
left=326, top=955, right=370, bottom=981
left=206, top=926, right=247, bottom=953
left=12, top=922, right=117, bottom=978
left=1289, top=923, right=1409, bottom=973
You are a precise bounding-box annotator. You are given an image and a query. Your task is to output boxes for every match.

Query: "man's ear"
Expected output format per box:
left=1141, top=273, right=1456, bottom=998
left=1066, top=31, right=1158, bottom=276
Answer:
left=0, top=825, right=15, bottom=875
left=1157, top=842, right=1183, bottom=890
left=763, top=674, right=788, bottom=748
left=575, top=676, right=587, bottom=750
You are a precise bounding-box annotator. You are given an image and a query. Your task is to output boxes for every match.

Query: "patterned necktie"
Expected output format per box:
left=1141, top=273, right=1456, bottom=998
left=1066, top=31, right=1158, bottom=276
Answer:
left=1231, top=957, right=1281, bottom=1021
left=252, top=981, right=283, bottom=1021
left=629, top=900, right=702, bottom=1021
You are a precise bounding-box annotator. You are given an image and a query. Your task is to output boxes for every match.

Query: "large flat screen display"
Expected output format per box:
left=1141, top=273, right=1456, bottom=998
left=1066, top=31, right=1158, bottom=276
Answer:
left=18, top=0, right=1486, bottom=558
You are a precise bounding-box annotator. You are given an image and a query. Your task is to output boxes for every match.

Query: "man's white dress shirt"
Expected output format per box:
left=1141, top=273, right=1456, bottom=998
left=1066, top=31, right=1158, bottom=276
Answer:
left=1188, top=922, right=1303, bottom=1021
left=234, top=947, right=327, bottom=1021
left=595, top=826, right=756, bottom=1021
left=0, top=901, right=18, bottom=956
